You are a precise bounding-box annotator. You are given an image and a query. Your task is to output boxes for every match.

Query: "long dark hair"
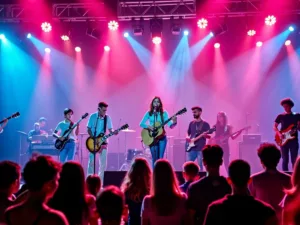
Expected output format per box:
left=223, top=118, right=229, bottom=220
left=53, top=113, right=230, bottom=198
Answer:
left=151, top=159, right=182, bottom=216
left=121, top=158, right=151, bottom=202
left=149, top=96, right=164, bottom=116
left=215, top=111, right=228, bottom=136
left=49, top=162, right=89, bottom=225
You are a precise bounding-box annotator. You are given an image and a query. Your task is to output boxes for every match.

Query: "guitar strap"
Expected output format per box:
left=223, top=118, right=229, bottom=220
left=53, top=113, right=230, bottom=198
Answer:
left=103, top=115, right=107, bottom=134
left=160, top=112, right=164, bottom=126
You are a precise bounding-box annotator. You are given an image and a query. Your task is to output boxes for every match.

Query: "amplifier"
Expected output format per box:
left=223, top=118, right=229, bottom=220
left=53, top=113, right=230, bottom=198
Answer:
left=173, top=138, right=185, bottom=146
left=173, top=139, right=186, bottom=171
left=242, top=134, right=261, bottom=145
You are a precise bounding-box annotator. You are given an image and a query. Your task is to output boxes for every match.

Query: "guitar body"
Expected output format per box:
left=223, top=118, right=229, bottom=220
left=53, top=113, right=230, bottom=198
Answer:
left=275, top=125, right=296, bottom=147
left=86, top=136, right=106, bottom=153
left=55, top=138, right=69, bottom=151
left=185, top=141, right=196, bottom=152
left=141, top=121, right=165, bottom=146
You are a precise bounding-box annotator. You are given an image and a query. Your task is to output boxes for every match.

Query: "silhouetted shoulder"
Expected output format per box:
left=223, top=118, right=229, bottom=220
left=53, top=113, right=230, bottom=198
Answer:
left=46, top=208, right=69, bottom=225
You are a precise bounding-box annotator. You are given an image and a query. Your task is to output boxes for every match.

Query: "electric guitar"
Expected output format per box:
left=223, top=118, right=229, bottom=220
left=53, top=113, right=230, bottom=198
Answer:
left=86, top=124, right=129, bottom=153
left=185, top=126, right=216, bottom=152
left=54, top=113, right=89, bottom=151
left=141, top=107, right=187, bottom=146
left=0, top=112, right=20, bottom=124
left=209, top=126, right=251, bottom=145
left=275, top=124, right=298, bottom=147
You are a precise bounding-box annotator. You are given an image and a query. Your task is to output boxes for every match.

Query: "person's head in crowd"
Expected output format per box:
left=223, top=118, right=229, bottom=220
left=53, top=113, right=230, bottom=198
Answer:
left=23, top=155, right=61, bottom=200
left=121, top=157, right=151, bottom=202
left=286, top=157, right=300, bottom=195
left=257, top=143, right=281, bottom=170
left=182, top=161, right=199, bottom=182
left=86, top=174, right=101, bottom=198
left=228, top=159, right=251, bottom=191
left=49, top=161, right=89, bottom=225
left=0, top=161, right=21, bottom=197
left=96, top=186, right=125, bottom=225
left=202, top=145, right=223, bottom=171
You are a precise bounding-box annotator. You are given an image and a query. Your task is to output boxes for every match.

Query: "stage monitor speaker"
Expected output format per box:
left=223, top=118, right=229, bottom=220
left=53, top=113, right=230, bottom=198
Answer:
left=239, top=142, right=262, bottom=174
left=173, top=139, right=186, bottom=171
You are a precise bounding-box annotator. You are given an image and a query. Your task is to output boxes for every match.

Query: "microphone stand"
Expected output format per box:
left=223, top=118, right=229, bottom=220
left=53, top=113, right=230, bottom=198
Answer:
left=93, top=116, right=99, bottom=175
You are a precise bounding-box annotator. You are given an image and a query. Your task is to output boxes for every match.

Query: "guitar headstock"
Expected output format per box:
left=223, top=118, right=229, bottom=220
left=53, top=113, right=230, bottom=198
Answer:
left=120, top=124, right=129, bottom=130
left=12, top=112, right=20, bottom=118
left=82, top=113, right=89, bottom=119
left=176, top=108, right=187, bottom=116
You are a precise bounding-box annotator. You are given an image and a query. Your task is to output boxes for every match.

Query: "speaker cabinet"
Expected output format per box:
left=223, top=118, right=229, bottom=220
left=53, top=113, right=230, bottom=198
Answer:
left=172, top=139, right=186, bottom=171
left=239, top=142, right=262, bottom=174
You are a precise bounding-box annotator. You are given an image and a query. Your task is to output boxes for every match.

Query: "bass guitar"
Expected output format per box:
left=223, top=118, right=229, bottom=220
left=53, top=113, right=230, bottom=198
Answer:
left=86, top=124, right=129, bottom=153
left=141, top=108, right=187, bottom=146
left=275, top=124, right=298, bottom=147
left=0, top=112, right=20, bottom=124
left=209, top=126, right=251, bottom=145
left=185, top=126, right=216, bottom=152
left=54, top=113, right=89, bottom=151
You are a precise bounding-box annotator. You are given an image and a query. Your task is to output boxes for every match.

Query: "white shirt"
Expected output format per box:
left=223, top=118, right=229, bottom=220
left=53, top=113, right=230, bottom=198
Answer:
left=55, top=120, right=77, bottom=140
left=87, top=112, right=113, bottom=137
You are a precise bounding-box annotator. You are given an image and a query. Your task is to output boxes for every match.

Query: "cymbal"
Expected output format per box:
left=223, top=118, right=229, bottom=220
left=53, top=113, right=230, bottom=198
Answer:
left=121, top=129, right=136, bottom=133
left=17, top=131, right=27, bottom=135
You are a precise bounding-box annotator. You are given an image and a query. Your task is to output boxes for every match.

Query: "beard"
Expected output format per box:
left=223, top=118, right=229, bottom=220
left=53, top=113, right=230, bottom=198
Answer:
left=193, top=114, right=200, bottom=119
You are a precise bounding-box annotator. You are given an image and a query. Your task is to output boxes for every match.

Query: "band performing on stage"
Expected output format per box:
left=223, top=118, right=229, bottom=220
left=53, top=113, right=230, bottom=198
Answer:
left=2, top=97, right=300, bottom=173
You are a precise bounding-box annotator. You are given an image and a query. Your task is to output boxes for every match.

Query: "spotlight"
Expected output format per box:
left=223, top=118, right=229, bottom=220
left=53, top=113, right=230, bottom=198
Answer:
left=210, top=24, right=228, bottom=37
left=256, top=41, right=263, bottom=47
left=247, top=30, right=256, bottom=36
left=210, top=32, right=214, bottom=37
left=285, top=40, right=291, bottom=46
left=265, top=15, right=276, bottom=26
left=27, top=33, right=32, bottom=39
left=104, top=45, right=110, bottom=52
left=197, top=18, right=208, bottom=29
left=124, top=32, right=129, bottom=38
left=171, top=25, right=181, bottom=35
left=214, top=43, right=220, bottom=49
left=41, top=22, right=52, bottom=32
left=75, top=47, right=81, bottom=52
left=108, top=20, right=119, bottom=31
left=45, top=48, right=51, bottom=53
left=152, top=37, right=162, bottom=45
left=184, top=30, right=189, bottom=36
left=0, top=34, right=5, bottom=40
left=61, top=35, right=70, bottom=41
left=289, top=26, right=294, bottom=32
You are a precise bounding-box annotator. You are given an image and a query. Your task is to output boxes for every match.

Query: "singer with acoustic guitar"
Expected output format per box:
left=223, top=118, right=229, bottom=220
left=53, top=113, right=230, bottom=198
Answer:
left=274, top=98, right=300, bottom=171
left=140, top=96, right=177, bottom=168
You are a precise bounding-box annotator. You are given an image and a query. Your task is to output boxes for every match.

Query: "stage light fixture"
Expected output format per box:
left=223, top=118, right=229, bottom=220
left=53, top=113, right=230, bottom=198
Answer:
left=210, top=24, right=228, bottom=37
left=150, top=19, right=163, bottom=44
left=124, top=32, right=129, bottom=38
left=75, top=47, right=81, bottom=52
left=45, top=48, right=51, bottom=53
left=184, top=30, right=189, bottom=36
left=265, top=15, right=276, bottom=26
left=86, top=28, right=101, bottom=40
left=247, top=29, right=256, bottom=36
left=171, top=25, right=181, bottom=35
left=61, top=35, right=70, bottom=41
left=152, top=36, right=162, bottom=45
left=197, top=18, right=208, bottom=29
left=285, top=40, right=291, bottom=46
left=289, top=26, right=294, bottom=32
left=104, top=45, right=110, bottom=52
left=27, top=33, right=32, bottom=39
left=133, top=27, right=144, bottom=36
left=214, top=43, right=220, bottom=48
left=256, top=41, right=263, bottom=47
left=41, top=22, right=52, bottom=32
left=0, top=34, right=6, bottom=40
left=108, top=20, right=119, bottom=31
left=210, top=32, right=214, bottom=37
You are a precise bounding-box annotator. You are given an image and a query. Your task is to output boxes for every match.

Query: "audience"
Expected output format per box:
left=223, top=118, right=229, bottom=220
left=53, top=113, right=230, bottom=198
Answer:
left=0, top=161, right=21, bottom=223
left=49, top=161, right=98, bottom=225
left=5, top=155, right=68, bottom=225
left=249, top=143, right=291, bottom=215
left=141, top=159, right=191, bottom=225
left=180, top=161, right=200, bottom=193
left=204, top=159, right=278, bottom=225
left=121, top=157, right=151, bottom=225
left=187, top=145, right=231, bottom=225
left=96, top=186, right=125, bottom=225
left=281, top=157, right=300, bottom=224
left=86, top=174, right=101, bottom=198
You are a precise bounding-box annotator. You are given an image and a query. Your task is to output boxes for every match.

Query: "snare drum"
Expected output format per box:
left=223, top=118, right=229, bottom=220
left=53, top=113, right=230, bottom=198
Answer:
left=126, top=149, right=143, bottom=161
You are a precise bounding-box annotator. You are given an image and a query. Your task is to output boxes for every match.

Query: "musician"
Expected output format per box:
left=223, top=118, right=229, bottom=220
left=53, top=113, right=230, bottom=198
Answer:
left=274, top=98, right=300, bottom=171
left=0, top=119, right=8, bottom=134
left=87, top=102, right=117, bottom=181
left=53, top=108, right=79, bottom=163
left=140, top=96, right=177, bottom=168
left=38, top=117, right=51, bottom=134
left=27, top=123, right=46, bottom=141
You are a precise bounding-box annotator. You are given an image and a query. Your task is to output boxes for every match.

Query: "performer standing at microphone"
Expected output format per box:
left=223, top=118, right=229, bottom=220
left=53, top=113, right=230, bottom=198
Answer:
left=139, top=96, right=177, bottom=168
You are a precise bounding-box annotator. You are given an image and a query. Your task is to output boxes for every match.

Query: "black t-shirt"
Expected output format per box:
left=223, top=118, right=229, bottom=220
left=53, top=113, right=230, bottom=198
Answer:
left=187, top=120, right=210, bottom=151
left=275, top=113, right=300, bottom=138
left=187, top=176, right=232, bottom=225
left=204, top=195, right=276, bottom=225
left=125, top=191, right=145, bottom=225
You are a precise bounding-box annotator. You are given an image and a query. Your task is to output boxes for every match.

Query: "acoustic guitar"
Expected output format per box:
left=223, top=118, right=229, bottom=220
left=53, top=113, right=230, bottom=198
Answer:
left=275, top=124, right=298, bottom=147
left=86, top=124, right=129, bottom=153
left=141, top=107, right=187, bottom=146
left=0, top=112, right=20, bottom=124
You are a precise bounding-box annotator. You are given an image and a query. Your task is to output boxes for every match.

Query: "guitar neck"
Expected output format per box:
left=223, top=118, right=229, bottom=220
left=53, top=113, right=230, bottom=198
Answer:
left=103, top=127, right=122, bottom=140
left=63, top=118, right=84, bottom=137
left=0, top=116, right=13, bottom=124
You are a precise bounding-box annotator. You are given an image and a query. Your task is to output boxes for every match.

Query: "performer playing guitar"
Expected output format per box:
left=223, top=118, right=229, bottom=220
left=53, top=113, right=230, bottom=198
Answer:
left=274, top=98, right=300, bottom=171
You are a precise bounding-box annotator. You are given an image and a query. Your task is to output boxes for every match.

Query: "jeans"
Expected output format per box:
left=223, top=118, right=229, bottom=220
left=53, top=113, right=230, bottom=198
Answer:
left=281, top=139, right=299, bottom=171
left=87, top=148, right=107, bottom=182
left=59, top=140, right=76, bottom=163
left=150, top=136, right=167, bottom=168
left=187, top=150, right=203, bottom=171
left=220, top=143, right=230, bottom=172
